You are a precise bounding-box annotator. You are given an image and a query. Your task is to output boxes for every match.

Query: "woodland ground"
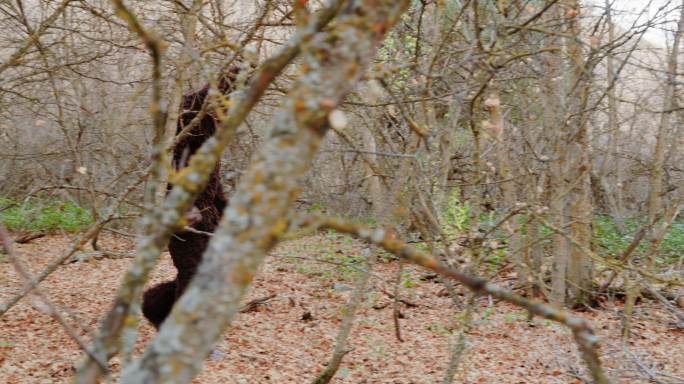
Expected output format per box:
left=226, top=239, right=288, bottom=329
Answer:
left=0, top=233, right=682, bottom=384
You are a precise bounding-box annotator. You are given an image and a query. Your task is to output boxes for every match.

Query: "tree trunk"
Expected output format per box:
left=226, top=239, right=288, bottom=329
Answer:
left=646, top=0, right=684, bottom=270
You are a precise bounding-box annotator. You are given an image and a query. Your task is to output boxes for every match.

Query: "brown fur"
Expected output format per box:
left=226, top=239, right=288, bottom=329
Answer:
left=141, top=69, right=239, bottom=329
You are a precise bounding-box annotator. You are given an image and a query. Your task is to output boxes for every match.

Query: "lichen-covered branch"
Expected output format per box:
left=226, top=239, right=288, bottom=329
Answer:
left=75, top=2, right=347, bottom=382
left=119, top=2, right=409, bottom=382
left=74, top=1, right=167, bottom=381
left=302, top=215, right=610, bottom=384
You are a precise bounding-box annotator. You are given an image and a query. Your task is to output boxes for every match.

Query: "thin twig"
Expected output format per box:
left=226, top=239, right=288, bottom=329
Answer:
left=392, top=259, right=405, bottom=342
left=0, top=175, right=144, bottom=318
left=301, top=214, right=611, bottom=384
left=311, top=248, right=375, bottom=384
left=0, top=223, right=108, bottom=373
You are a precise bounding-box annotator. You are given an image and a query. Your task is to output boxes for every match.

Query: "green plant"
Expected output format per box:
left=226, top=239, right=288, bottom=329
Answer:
left=414, top=242, right=429, bottom=252
left=660, top=221, right=684, bottom=263
left=402, top=276, right=419, bottom=289
left=485, top=248, right=507, bottom=273
left=0, top=197, right=92, bottom=232
left=295, top=264, right=319, bottom=277
left=479, top=306, right=495, bottom=325
left=593, top=216, right=635, bottom=258
left=0, top=340, right=14, bottom=348
left=306, top=202, right=324, bottom=213
left=504, top=311, right=528, bottom=323
left=593, top=216, right=684, bottom=264
left=440, top=191, right=471, bottom=235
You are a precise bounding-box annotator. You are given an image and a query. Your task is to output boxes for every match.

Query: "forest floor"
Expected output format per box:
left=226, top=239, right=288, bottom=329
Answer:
left=0, top=232, right=683, bottom=384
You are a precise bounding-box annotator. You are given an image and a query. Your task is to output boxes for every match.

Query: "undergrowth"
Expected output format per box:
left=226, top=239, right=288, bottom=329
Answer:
left=594, top=216, right=684, bottom=264
left=0, top=197, right=92, bottom=232
left=437, top=193, right=684, bottom=267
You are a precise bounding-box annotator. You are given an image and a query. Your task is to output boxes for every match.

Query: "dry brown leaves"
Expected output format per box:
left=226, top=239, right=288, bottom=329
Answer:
left=1, top=233, right=682, bottom=383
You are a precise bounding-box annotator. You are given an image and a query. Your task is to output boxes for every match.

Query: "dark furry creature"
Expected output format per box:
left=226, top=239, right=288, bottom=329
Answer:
left=141, top=69, right=240, bottom=329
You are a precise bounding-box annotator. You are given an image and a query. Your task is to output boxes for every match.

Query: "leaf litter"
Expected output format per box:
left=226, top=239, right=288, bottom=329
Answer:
left=1, top=233, right=682, bottom=383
